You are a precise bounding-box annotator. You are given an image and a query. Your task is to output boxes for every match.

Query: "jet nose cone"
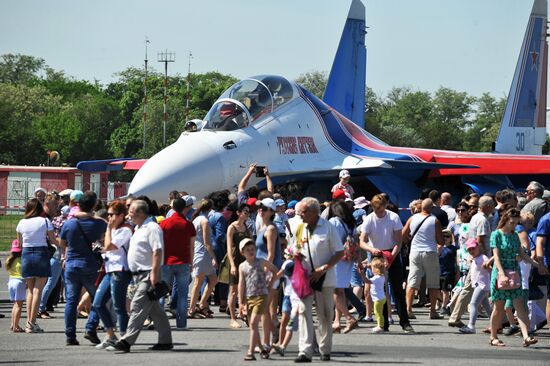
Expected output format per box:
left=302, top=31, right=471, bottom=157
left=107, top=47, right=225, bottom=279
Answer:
left=128, top=137, right=223, bottom=203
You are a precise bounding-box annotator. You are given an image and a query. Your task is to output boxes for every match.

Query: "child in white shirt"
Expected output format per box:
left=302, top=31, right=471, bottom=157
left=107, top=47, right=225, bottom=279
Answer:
left=366, top=257, right=386, bottom=333
left=272, top=258, right=298, bottom=357
left=331, top=169, right=355, bottom=198
left=459, top=239, right=492, bottom=334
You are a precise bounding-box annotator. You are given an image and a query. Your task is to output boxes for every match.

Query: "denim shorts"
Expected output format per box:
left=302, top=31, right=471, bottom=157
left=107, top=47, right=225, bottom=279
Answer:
left=21, top=246, right=51, bottom=278
left=282, top=295, right=292, bottom=314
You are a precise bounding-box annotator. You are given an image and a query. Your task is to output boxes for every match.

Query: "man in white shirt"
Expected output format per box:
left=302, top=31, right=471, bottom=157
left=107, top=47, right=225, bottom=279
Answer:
left=402, top=199, right=444, bottom=320
left=360, top=194, right=414, bottom=333
left=440, top=192, right=456, bottom=224
left=107, top=200, right=172, bottom=353
left=294, top=197, right=343, bottom=363
left=522, top=181, right=549, bottom=226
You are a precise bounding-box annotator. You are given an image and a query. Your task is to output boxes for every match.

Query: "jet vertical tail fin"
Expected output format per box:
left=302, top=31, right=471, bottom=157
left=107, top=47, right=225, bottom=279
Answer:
left=495, top=0, right=548, bottom=155
left=322, top=0, right=366, bottom=127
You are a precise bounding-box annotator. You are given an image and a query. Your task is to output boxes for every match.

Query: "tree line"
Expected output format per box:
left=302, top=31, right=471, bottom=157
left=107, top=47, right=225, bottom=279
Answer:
left=1, top=54, right=545, bottom=171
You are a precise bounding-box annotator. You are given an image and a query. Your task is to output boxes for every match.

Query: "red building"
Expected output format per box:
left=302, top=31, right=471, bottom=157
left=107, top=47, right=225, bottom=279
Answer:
left=0, top=165, right=112, bottom=214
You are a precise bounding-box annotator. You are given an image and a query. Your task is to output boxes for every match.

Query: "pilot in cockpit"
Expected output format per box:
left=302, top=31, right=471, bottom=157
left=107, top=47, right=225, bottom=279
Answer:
left=245, top=86, right=270, bottom=119
left=217, top=102, right=245, bottom=131
left=265, top=79, right=285, bottom=106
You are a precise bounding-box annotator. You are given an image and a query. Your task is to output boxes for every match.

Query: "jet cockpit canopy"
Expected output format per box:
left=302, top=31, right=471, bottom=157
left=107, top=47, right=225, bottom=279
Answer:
left=202, top=75, right=296, bottom=131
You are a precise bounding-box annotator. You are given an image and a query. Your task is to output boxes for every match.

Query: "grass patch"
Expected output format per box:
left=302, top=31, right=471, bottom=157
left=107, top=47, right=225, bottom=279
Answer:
left=0, top=215, right=22, bottom=251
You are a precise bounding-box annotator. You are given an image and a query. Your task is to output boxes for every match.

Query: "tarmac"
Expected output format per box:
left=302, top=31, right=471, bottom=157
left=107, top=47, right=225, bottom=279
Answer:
left=0, top=263, right=549, bottom=365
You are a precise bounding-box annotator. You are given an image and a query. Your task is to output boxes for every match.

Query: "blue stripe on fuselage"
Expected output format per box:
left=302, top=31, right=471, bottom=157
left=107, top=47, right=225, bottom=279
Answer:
left=299, top=87, right=414, bottom=161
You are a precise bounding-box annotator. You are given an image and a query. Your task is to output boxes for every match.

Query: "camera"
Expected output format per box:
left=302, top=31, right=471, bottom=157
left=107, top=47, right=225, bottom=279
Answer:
left=255, top=166, right=266, bottom=177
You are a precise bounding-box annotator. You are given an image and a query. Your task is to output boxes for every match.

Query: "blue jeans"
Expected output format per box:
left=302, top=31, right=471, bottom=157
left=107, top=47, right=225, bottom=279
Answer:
left=87, top=271, right=131, bottom=333
left=64, top=267, right=98, bottom=340
left=161, top=264, right=191, bottom=328
left=39, top=257, right=62, bottom=312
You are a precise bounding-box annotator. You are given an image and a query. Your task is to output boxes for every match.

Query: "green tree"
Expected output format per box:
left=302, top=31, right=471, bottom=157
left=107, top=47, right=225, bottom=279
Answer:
left=295, top=70, right=328, bottom=98
left=0, top=54, right=45, bottom=84
left=378, top=87, right=433, bottom=147
left=429, top=87, right=475, bottom=150
left=463, top=93, right=506, bottom=152
left=0, top=83, right=63, bottom=164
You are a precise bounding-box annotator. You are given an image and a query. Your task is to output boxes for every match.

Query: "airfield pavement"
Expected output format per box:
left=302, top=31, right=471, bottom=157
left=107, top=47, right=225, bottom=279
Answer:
left=1, top=260, right=550, bottom=366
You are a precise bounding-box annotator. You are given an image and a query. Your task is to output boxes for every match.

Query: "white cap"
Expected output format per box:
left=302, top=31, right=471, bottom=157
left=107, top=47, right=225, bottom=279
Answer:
left=182, top=195, right=196, bottom=207
left=61, top=205, right=70, bottom=216
left=339, top=169, right=351, bottom=179
left=59, top=188, right=73, bottom=197
left=257, top=197, right=277, bottom=211
left=353, top=196, right=369, bottom=209
left=239, top=238, right=255, bottom=252
left=34, top=187, right=47, bottom=195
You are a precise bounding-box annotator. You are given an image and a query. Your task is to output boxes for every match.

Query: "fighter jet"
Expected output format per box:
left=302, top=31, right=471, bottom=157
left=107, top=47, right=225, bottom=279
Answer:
left=79, top=0, right=550, bottom=209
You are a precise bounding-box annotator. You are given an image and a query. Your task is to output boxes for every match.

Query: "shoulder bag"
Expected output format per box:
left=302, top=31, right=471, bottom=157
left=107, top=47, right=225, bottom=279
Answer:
left=75, top=218, right=104, bottom=268
left=304, top=226, right=326, bottom=292
left=45, top=218, right=56, bottom=258
left=494, top=230, right=521, bottom=290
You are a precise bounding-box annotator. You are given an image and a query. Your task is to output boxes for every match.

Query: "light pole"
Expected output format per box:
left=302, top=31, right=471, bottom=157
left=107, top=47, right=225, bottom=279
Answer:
left=158, top=50, right=175, bottom=146
left=143, top=37, right=150, bottom=150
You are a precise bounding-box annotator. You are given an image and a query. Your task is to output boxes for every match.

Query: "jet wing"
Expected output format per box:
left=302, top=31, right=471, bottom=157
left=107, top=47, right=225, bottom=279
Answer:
left=268, top=159, right=478, bottom=181
left=76, top=158, right=148, bottom=172
left=428, top=154, right=550, bottom=177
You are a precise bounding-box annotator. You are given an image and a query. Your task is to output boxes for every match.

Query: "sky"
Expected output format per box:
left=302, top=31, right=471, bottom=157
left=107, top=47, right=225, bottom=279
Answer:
left=0, top=0, right=538, bottom=99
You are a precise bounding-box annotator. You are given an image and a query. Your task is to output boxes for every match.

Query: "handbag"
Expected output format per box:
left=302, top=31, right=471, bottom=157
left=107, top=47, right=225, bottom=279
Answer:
left=44, top=218, right=56, bottom=258
left=75, top=218, right=103, bottom=268
left=291, top=257, right=313, bottom=299
left=303, top=225, right=326, bottom=292
left=146, top=280, right=170, bottom=301
left=497, top=270, right=521, bottom=290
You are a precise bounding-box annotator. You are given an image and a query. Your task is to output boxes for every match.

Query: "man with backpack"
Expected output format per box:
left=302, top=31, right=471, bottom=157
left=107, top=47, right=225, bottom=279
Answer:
left=402, top=198, right=444, bottom=321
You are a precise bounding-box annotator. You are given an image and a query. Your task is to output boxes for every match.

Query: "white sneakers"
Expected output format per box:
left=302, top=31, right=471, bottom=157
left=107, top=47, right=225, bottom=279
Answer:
left=96, top=337, right=117, bottom=350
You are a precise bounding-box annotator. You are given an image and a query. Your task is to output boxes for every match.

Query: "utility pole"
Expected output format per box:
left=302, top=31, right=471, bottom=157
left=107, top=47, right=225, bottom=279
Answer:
left=158, top=50, right=175, bottom=146
left=186, top=51, right=193, bottom=123
left=143, top=37, right=150, bottom=150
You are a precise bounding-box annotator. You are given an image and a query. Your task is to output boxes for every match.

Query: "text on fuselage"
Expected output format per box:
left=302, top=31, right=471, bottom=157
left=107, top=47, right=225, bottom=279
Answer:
left=276, top=136, right=319, bottom=155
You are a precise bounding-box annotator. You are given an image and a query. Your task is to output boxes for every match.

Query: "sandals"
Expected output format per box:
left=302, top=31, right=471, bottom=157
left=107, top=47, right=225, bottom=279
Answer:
left=12, top=326, right=24, bottom=333
left=38, top=311, right=52, bottom=319
left=332, top=325, right=341, bottom=334
left=197, top=306, right=213, bottom=319
left=244, top=353, right=256, bottom=361
left=522, top=337, right=538, bottom=347
left=490, top=337, right=505, bottom=347
left=343, top=319, right=359, bottom=334
left=187, top=311, right=205, bottom=319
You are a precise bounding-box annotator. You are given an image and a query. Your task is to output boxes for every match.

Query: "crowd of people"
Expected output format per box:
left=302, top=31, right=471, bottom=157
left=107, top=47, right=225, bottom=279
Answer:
left=5, top=166, right=550, bottom=362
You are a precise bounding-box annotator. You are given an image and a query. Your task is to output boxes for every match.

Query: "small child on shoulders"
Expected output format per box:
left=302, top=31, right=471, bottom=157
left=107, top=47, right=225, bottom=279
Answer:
left=238, top=238, right=279, bottom=361
left=331, top=170, right=354, bottom=199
